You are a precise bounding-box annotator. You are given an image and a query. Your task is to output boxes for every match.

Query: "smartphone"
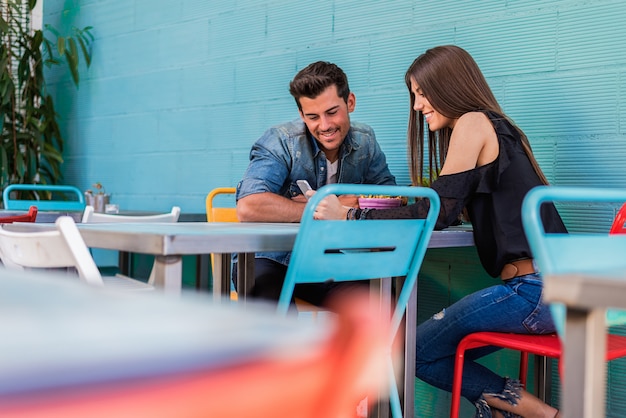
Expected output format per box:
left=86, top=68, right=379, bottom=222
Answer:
left=296, top=180, right=313, bottom=199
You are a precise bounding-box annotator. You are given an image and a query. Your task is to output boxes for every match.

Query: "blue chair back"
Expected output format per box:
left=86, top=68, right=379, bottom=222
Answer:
left=522, top=186, right=626, bottom=335
left=3, top=184, right=85, bottom=211
left=277, top=183, right=440, bottom=418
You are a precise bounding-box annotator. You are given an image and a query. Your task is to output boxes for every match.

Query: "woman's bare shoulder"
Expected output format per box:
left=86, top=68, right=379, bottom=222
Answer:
left=442, top=112, right=497, bottom=174
left=454, top=111, right=492, bottom=131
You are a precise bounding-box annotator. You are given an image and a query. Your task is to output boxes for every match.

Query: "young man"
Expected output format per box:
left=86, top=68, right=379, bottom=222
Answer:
left=236, top=61, right=396, bottom=305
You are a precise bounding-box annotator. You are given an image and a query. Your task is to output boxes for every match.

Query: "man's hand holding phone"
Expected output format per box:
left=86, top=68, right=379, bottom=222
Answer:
left=297, top=180, right=314, bottom=200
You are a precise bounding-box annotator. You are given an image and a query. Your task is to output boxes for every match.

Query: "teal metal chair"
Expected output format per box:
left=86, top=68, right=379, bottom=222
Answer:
left=522, top=186, right=626, bottom=335
left=521, top=186, right=626, bottom=416
left=277, top=183, right=440, bottom=418
left=3, top=184, right=85, bottom=211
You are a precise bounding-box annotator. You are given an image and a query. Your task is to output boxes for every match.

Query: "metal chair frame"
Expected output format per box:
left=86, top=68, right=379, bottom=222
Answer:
left=277, top=183, right=440, bottom=418
left=205, top=187, right=238, bottom=223
left=3, top=184, right=85, bottom=211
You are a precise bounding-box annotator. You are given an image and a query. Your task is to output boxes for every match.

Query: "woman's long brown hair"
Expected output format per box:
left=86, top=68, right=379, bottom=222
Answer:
left=404, top=45, right=548, bottom=186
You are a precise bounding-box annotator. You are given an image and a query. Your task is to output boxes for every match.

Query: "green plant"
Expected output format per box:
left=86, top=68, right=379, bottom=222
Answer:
left=0, top=0, right=93, bottom=202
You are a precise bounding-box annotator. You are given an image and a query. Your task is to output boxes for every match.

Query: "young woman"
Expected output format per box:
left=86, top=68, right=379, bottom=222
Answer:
left=313, top=45, right=565, bottom=417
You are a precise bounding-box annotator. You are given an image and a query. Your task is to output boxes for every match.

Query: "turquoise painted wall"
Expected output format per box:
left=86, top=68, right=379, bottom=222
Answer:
left=44, top=0, right=626, bottom=218
left=42, top=1, right=626, bottom=417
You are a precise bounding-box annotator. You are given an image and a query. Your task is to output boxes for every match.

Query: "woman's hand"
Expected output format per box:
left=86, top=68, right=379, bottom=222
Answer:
left=313, top=194, right=350, bottom=220
left=338, top=194, right=358, bottom=208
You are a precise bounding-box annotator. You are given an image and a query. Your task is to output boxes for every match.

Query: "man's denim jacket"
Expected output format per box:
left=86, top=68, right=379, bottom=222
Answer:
left=236, top=119, right=396, bottom=266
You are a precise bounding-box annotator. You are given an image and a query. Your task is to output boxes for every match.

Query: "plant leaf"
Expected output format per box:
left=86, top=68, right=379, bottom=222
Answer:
left=0, top=16, right=9, bottom=34
left=0, top=147, right=8, bottom=188
left=44, top=24, right=60, bottom=37
left=77, top=36, right=91, bottom=67
left=15, top=152, right=25, bottom=178
left=66, top=38, right=79, bottom=85
left=57, top=36, right=65, bottom=56
left=82, top=26, right=95, bottom=41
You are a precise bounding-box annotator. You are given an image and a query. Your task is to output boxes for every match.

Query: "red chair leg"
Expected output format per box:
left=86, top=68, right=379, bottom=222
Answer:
left=519, top=351, right=529, bottom=387
left=609, top=203, right=626, bottom=234
left=450, top=335, right=551, bottom=417
left=450, top=338, right=471, bottom=418
left=450, top=341, right=531, bottom=417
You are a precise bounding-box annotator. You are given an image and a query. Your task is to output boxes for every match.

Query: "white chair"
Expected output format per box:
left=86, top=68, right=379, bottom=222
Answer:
left=81, top=206, right=181, bottom=224
left=0, top=216, right=153, bottom=291
left=81, top=205, right=181, bottom=285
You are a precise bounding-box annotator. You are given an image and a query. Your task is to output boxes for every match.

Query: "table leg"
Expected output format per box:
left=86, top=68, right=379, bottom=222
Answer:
left=369, top=279, right=391, bottom=418
left=236, top=253, right=255, bottom=304
left=196, top=254, right=211, bottom=291
left=562, top=307, right=606, bottom=418
left=403, top=283, right=417, bottom=418
left=369, top=277, right=415, bottom=418
left=118, top=251, right=131, bottom=275
left=533, top=355, right=550, bottom=402
left=212, top=253, right=232, bottom=302
left=151, top=255, right=182, bottom=296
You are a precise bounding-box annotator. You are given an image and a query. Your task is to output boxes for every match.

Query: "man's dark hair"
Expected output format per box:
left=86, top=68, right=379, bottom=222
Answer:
left=289, top=61, right=350, bottom=110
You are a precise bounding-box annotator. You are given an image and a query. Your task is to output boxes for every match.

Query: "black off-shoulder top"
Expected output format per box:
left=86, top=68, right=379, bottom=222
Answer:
left=365, top=111, right=566, bottom=278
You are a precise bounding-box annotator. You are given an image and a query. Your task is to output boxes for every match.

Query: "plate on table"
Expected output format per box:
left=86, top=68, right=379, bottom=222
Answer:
left=358, top=197, right=403, bottom=209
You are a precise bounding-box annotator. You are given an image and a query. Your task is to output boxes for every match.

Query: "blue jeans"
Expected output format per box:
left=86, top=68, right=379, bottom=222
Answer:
left=415, top=274, right=555, bottom=402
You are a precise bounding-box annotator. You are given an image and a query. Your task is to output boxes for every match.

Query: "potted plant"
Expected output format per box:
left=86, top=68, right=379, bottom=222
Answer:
left=0, top=0, right=93, bottom=205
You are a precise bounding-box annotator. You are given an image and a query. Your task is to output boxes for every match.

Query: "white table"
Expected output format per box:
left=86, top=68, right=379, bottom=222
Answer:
left=542, top=271, right=626, bottom=418
left=4, top=220, right=475, bottom=418
left=4, top=222, right=301, bottom=295
left=4, top=221, right=474, bottom=294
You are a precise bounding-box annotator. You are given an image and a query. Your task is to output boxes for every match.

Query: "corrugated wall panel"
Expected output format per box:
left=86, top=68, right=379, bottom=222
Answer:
left=334, top=0, right=414, bottom=39
left=555, top=138, right=626, bottom=188
left=456, top=12, right=558, bottom=77
left=211, top=7, right=268, bottom=58
left=558, top=1, right=626, bottom=70
left=267, top=2, right=334, bottom=51
left=235, top=52, right=297, bottom=102
left=504, top=72, right=619, bottom=137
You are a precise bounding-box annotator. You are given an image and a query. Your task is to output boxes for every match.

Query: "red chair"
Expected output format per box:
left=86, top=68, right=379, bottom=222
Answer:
left=0, top=206, right=38, bottom=223
left=450, top=331, right=626, bottom=417
left=610, top=203, right=626, bottom=234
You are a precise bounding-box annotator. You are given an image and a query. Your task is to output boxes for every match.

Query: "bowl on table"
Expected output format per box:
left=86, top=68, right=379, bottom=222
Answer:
left=358, top=197, right=403, bottom=209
